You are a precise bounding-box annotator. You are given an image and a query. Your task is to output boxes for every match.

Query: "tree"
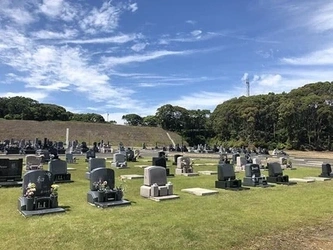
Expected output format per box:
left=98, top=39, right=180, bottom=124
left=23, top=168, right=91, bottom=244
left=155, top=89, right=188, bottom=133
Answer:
left=122, top=114, right=143, bottom=126
left=142, top=115, right=158, bottom=127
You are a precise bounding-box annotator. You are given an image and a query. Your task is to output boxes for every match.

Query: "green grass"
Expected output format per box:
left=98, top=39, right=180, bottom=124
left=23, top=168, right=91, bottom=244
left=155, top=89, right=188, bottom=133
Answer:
left=1, top=157, right=333, bottom=250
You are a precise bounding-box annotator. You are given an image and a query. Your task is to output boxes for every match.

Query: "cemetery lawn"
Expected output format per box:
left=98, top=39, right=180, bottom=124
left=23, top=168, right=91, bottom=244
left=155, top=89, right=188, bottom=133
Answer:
left=1, top=156, right=333, bottom=250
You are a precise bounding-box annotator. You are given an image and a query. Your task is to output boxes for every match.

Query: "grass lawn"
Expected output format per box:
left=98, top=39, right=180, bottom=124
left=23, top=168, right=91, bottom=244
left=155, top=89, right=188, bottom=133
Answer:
left=0, top=156, right=333, bottom=250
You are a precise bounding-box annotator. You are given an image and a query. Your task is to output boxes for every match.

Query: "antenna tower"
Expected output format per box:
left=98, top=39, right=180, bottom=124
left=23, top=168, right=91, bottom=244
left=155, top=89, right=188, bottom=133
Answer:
left=245, top=77, right=250, bottom=97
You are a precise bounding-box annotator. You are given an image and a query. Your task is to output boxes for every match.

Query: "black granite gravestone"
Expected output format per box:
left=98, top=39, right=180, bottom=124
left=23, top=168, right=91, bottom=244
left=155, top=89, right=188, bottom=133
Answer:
left=152, top=157, right=173, bottom=176
left=267, top=162, right=297, bottom=185
left=0, top=158, right=23, bottom=187
left=215, top=163, right=248, bottom=190
left=48, top=159, right=73, bottom=183
left=243, top=164, right=274, bottom=188
left=18, top=170, right=65, bottom=217
left=87, top=168, right=131, bottom=208
left=85, top=158, right=106, bottom=179
left=319, top=163, right=333, bottom=178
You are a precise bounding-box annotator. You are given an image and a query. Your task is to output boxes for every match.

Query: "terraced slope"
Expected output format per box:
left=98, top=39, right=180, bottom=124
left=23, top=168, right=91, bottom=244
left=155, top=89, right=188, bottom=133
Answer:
left=0, top=120, right=183, bottom=147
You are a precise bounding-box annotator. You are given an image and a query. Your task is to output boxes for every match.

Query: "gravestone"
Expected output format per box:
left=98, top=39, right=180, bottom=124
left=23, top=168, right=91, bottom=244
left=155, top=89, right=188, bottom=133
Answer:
left=0, top=158, right=23, bottom=187
left=86, top=158, right=106, bottom=180
left=243, top=164, right=274, bottom=188
left=25, top=155, right=43, bottom=170
left=65, top=153, right=75, bottom=164
left=215, top=163, right=248, bottom=190
left=85, top=149, right=96, bottom=162
left=319, top=163, right=333, bottom=178
left=236, top=156, right=247, bottom=171
left=17, top=170, right=65, bottom=217
left=173, top=154, right=182, bottom=165
left=87, top=167, right=131, bottom=208
left=48, top=159, right=73, bottom=183
left=266, top=162, right=297, bottom=185
left=175, top=156, right=199, bottom=176
left=152, top=157, right=173, bottom=176
left=140, top=166, right=179, bottom=201
left=111, top=153, right=127, bottom=169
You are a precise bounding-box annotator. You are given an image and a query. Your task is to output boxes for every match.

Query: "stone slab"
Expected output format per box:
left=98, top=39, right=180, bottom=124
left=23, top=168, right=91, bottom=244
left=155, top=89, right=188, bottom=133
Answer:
left=90, top=199, right=131, bottom=209
left=193, top=163, right=216, bottom=166
left=305, top=177, right=331, bottom=181
left=198, top=171, right=218, bottom=175
left=149, top=195, right=180, bottom=202
left=181, top=188, right=219, bottom=196
left=67, top=168, right=76, bottom=171
left=136, top=165, right=149, bottom=168
left=182, top=173, right=199, bottom=177
left=19, top=207, right=66, bottom=217
left=289, top=178, right=316, bottom=183
left=120, top=174, right=144, bottom=180
left=0, top=181, right=22, bottom=188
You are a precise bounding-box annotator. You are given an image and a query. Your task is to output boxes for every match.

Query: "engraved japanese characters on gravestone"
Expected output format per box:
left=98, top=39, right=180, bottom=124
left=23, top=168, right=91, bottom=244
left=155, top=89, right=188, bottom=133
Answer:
left=140, top=166, right=179, bottom=201
left=152, top=157, right=173, bottom=177
left=242, top=164, right=274, bottom=188
left=266, top=162, right=297, bottom=185
left=18, top=170, right=65, bottom=217
left=215, top=163, right=249, bottom=190
left=319, top=163, right=333, bottom=178
left=48, top=159, right=73, bottom=183
left=87, top=168, right=131, bottom=208
left=0, top=158, right=23, bottom=187
left=86, top=158, right=106, bottom=180
left=175, top=156, right=199, bottom=176
left=111, top=153, right=127, bottom=169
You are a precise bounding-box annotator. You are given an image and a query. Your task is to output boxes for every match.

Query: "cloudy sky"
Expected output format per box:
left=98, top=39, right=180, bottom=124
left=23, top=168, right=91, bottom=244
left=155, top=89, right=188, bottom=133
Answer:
left=0, top=0, right=332, bottom=124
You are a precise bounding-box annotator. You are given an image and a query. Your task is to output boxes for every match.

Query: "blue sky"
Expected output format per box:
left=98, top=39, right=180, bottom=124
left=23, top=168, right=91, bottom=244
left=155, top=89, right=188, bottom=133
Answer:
left=0, top=0, right=333, bottom=124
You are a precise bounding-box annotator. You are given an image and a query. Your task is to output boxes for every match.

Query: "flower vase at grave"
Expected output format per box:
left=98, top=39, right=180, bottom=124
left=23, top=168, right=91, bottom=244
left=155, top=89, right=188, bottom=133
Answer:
left=116, top=190, right=123, bottom=201
left=51, top=196, right=58, bottom=208
left=97, top=190, right=105, bottom=202
left=26, top=197, right=34, bottom=211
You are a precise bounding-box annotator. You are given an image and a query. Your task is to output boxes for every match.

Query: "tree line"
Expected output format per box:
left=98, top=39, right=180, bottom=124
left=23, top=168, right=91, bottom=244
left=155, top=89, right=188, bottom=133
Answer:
left=1, top=81, right=333, bottom=150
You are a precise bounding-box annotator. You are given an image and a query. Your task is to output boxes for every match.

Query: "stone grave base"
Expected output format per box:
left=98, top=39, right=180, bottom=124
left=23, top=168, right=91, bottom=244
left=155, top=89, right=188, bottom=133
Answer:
left=198, top=171, right=217, bottom=175
left=0, top=181, right=22, bottom=188
left=289, top=178, right=315, bottom=183
left=305, top=177, right=331, bottom=181
left=120, top=174, right=144, bottom=180
left=19, top=207, right=66, bottom=217
left=182, top=173, right=199, bottom=177
left=149, top=195, right=180, bottom=202
left=318, top=174, right=333, bottom=178
left=89, top=199, right=131, bottom=209
left=181, top=188, right=218, bottom=196
left=215, top=180, right=250, bottom=191
left=243, top=178, right=275, bottom=188
left=193, top=163, right=216, bottom=166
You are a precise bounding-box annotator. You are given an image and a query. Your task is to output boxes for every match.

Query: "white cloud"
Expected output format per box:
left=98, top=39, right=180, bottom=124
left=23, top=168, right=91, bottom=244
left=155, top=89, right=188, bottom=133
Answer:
left=0, top=0, right=36, bottom=25
left=60, top=34, right=139, bottom=44
left=241, top=73, right=249, bottom=81
left=252, top=74, right=282, bottom=86
left=308, top=2, right=333, bottom=32
left=0, top=91, right=48, bottom=102
left=102, top=50, right=193, bottom=67
left=131, top=43, right=147, bottom=52
left=31, top=29, right=78, bottom=40
left=79, top=1, right=121, bottom=34
left=281, top=47, right=333, bottom=65
left=128, top=3, right=138, bottom=12
left=191, top=30, right=202, bottom=37
left=39, top=0, right=63, bottom=17
left=185, top=20, right=196, bottom=25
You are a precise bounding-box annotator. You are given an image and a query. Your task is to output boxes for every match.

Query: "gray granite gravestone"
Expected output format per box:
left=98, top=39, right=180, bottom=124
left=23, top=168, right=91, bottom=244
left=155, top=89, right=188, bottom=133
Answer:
left=267, top=162, right=297, bottom=185
left=215, top=163, right=249, bottom=190
left=48, top=159, right=73, bottom=183
left=140, top=166, right=179, bottom=201
left=175, top=156, right=198, bottom=176
left=0, top=158, right=23, bottom=187
left=18, top=170, right=65, bottom=217
left=87, top=167, right=131, bottom=208
left=85, top=158, right=106, bottom=180
left=25, top=155, right=43, bottom=170
left=111, top=153, right=127, bottom=168
left=152, top=157, right=173, bottom=176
